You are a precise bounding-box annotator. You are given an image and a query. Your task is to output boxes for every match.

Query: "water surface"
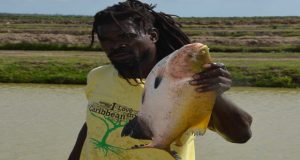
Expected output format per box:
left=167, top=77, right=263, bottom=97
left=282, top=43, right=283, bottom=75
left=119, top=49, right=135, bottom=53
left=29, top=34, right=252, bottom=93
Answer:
left=0, top=84, right=299, bottom=160
left=196, top=87, right=300, bottom=160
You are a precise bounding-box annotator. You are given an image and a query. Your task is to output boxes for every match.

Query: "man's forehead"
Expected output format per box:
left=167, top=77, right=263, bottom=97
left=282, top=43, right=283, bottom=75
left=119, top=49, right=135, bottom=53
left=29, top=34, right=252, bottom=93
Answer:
left=97, top=19, right=138, bottom=34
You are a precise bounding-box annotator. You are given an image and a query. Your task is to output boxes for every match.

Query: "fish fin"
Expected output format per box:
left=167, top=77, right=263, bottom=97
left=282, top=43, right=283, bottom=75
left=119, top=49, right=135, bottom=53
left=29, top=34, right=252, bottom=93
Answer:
left=193, top=128, right=206, bottom=136
left=175, top=131, right=194, bottom=146
left=126, top=145, right=178, bottom=160
left=190, top=114, right=212, bottom=136
left=121, top=116, right=152, bottom=140
left=170, top=150, right=181, bottom=160
left=189, top=124, right=207, bottom=136
left=142, top=144, right=180, bottom=160
left=175, top=138, right=183, bottom=146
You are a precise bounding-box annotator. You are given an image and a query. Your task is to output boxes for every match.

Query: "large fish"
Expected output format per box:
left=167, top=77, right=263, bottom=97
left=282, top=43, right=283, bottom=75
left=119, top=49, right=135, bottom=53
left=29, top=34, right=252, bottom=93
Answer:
left=121, top=43, right=217, bottom=159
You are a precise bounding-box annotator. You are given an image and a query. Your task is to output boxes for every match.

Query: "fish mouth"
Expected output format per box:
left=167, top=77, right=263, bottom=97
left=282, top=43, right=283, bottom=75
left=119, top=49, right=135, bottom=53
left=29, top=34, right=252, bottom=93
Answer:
left=188, top=45, right=211, bottom=73
left=188, top=45, right=209, bottom=61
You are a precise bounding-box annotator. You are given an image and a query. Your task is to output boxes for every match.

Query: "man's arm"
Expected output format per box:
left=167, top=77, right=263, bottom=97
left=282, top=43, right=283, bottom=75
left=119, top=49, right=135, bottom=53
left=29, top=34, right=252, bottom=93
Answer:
left=68, top=123, right=87, bottom=160
left=208, top=95, right=252, bottom=143
left=190, top=62, right=252, bottom=143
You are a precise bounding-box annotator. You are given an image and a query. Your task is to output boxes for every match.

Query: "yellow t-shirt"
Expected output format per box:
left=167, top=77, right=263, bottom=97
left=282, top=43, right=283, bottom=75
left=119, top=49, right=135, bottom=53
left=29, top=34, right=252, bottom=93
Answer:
left=80, top=65, right=195, bottom=160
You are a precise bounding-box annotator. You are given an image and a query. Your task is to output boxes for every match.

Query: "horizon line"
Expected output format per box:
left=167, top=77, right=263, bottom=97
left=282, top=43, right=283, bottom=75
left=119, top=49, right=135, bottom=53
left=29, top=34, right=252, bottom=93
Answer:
left=1, top=12, right=300, bottom=18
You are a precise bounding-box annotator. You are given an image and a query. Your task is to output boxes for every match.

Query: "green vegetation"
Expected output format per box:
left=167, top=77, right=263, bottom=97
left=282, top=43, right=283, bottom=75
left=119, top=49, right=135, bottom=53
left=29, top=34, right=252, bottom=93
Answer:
left=0, top=43, right=101, bottom=51
left=213, top=57, right=300, bottom=88
left=0, top=14, right=299, bottom=87
left=212, top=52, right=300, bottom=87
left=175, top=16, right=300, bottom=25
left=209, top=45, right=300, bottom=53
left=1, top=14, right=299, bottom=52
left=1, top=43, right=299, bottom=53
left=186, top=30, right=300, bottom=37
left=0, top=51, right=299, bottom=88
left=0, top=13, right=92, bottom=24
left=0, top=51, right=108, bottom=84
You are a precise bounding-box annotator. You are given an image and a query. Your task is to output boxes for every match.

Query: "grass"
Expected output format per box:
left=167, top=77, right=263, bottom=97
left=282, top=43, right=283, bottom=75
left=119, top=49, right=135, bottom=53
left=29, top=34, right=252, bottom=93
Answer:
left=0, top=51, right=299, bottom=87
left=0, top=14, right=299, bottom=87
left=175, top=16, right=300, bottom=25
left=0, top=43, right=101, bottom=51
left=0, top=51, right=108, bottom=84
left=211, top=52, right=300, bottom=58
left=209, top=45, right=300, bottom=53
left=3, top=23, right=300, bottom=37
left=1, top=14, right=299, bottom=52
left=2, top=13, right=298, bottom=24
left=184, top=29, right=300, bottom=37
left=1, top=43, right=299, bottom=53
left=0, top=13, right=92, bottom=24
left=211, top=52, right=300, bottom=87
left=181, top=24, right=300, bottom=29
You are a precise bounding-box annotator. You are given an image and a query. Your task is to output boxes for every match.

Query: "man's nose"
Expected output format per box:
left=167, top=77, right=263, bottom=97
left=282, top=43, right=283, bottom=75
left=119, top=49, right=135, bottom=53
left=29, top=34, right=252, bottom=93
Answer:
left=110, top=42, right=128, bottom=51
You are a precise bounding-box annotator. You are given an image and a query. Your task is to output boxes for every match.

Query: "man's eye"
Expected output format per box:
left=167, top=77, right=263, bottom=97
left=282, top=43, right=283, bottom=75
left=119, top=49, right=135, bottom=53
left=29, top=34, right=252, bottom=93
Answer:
left=128, top=33, right=138, bottom=38
left=121, top=33, right=137, bottom=40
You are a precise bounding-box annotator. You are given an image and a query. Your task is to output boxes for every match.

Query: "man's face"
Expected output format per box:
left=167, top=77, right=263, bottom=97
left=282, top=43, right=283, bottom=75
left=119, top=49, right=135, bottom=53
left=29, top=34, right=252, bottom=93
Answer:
left=97, top=19, right=158, bottom=78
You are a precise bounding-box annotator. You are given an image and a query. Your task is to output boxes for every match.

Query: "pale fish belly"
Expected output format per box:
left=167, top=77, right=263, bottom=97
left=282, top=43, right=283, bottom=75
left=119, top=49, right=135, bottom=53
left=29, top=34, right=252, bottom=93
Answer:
left=139, top=77, right=216, bottom=147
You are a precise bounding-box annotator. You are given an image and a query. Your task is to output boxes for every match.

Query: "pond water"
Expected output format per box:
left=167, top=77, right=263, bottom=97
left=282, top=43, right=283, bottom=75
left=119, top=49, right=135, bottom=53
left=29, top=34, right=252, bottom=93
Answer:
left=0, top=83, right=299, bottom=160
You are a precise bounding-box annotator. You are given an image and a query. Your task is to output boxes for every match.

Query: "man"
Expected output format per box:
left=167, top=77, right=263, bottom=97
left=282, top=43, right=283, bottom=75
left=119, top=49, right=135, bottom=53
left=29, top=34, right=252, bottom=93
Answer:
left=69, top=0, right=252, bottom=159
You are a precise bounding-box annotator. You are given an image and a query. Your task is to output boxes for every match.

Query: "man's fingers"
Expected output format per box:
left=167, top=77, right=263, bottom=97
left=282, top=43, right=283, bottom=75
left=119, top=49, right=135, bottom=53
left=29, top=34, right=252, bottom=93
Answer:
left=203, top=62, right=226, bottom=70
left=193, top=67, right=231, bottom=80
left=189, top=76, right=232, bottom=86
left=195, top=83, right=231, bottom=94
left=190, top=62, right=232, bottom=95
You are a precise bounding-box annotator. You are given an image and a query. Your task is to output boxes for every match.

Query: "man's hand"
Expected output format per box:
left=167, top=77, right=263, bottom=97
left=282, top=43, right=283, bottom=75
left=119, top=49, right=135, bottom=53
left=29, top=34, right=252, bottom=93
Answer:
left=189, top=63, right=232, bottom=95
left=188, top=63, right=252, bottom=143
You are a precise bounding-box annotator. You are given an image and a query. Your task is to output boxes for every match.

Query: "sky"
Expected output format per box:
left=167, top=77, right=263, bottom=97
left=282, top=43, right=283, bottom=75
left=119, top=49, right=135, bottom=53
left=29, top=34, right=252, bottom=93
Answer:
left=1, top=0, right=300, bottom=17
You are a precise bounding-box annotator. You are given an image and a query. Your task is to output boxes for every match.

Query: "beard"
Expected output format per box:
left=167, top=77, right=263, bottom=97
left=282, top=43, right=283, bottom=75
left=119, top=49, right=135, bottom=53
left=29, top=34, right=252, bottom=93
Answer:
left=111, top=58, right=142, bottom=79
left=108, top=47, right=144, bottom=80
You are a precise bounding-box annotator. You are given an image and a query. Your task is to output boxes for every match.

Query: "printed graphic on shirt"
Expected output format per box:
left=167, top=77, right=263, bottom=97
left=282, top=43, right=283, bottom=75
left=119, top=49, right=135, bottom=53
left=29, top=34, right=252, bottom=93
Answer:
left=88, top=101, right=138, bottom=159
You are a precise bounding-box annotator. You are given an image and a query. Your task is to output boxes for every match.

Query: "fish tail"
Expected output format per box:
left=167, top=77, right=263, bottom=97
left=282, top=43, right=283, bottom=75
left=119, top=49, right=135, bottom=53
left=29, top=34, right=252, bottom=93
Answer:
left=121, top=116, right=151, bottom=139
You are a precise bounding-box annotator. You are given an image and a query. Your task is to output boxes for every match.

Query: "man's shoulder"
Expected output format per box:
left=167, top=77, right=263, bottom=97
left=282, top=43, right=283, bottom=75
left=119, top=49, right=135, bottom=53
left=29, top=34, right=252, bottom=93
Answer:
left=87, top=64, right=115, bottom=82
left=89, top=64, right=112, bottom=74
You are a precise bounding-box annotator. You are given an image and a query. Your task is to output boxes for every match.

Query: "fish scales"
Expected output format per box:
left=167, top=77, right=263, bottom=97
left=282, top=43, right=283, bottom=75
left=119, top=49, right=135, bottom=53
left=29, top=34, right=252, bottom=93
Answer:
left=121, top=43, right=217, bottom=159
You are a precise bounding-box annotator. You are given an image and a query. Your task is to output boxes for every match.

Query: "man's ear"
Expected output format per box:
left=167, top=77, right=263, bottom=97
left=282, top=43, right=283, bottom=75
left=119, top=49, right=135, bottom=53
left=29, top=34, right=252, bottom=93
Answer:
left=148, top=28, right=159, bottom=43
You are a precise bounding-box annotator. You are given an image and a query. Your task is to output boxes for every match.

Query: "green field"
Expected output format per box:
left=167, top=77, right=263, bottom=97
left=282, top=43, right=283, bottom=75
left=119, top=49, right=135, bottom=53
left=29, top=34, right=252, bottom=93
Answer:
left=0, top=14, right=299, bottom=87
left=1, top=50, right=299, bottom=87
left=1, top=14, right=299, bottom=52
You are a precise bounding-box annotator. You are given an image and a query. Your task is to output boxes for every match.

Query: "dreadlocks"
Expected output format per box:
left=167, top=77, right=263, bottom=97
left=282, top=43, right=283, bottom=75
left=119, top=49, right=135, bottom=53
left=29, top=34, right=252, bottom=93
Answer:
left=90, top=0, right=191, bottom=85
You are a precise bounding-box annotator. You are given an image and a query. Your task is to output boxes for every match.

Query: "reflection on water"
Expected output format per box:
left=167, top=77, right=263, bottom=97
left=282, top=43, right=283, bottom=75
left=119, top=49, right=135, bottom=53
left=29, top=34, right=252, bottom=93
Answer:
left=0, top=84, right=300, bottom=160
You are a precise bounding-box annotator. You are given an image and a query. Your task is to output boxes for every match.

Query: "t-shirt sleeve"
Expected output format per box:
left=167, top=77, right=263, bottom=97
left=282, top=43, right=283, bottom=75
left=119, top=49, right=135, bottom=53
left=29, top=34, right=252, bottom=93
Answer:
left=85, top=66, right=104, bottom=100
